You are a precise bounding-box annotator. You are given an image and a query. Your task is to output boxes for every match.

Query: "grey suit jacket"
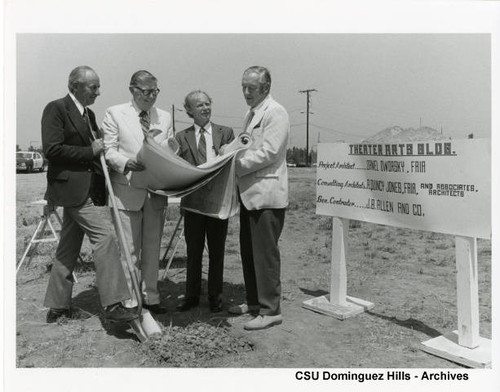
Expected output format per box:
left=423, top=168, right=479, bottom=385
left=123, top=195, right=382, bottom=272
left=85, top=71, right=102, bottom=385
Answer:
left=236, top=95, right=290, bottom=210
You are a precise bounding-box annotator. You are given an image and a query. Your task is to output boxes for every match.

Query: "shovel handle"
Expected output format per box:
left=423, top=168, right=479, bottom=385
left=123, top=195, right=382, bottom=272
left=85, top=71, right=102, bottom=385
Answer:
left=90, top=131, right=143, bottom=314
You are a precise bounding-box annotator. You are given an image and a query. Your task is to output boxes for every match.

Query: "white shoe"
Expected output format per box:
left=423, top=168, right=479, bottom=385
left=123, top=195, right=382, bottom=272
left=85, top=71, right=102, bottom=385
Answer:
left=244, top=314, right=283, bottom=330
left=228, top=303, right=259, bottom=315
left=123, top=298, right=138, bottom=308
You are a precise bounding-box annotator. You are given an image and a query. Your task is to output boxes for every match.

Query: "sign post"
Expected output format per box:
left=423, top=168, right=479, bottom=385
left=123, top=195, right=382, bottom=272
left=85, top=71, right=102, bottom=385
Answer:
left=307, top=139, right=491, bottom=367
left=420, top=236, right=491, bottom=367
left=303, top=216, right=374, bottom=319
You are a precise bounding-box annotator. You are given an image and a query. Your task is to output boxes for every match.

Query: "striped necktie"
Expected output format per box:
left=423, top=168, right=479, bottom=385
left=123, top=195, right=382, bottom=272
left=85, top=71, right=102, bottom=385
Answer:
left=139, top=110, right=150, bottom=137
left=244, top=109, right=255, bottom=132
left=198, top=127, right=207, bottom=164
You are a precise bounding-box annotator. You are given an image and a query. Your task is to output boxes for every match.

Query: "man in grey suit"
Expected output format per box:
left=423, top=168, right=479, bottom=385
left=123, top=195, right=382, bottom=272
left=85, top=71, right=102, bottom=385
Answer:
left=175, top=90, right=235, bottom=313
left=228, top=66, right=290, bottom=330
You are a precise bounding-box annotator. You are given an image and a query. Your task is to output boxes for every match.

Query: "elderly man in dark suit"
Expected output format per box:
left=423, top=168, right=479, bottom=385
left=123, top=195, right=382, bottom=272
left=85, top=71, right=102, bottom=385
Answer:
left=175, top=90, right=234, bottom=313
left=41, top=65, right=136, bottom=324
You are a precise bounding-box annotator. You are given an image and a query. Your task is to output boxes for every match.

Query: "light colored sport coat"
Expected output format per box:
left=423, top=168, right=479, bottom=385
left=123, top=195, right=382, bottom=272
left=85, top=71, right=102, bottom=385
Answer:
left=236, top=95, right=290, bottom=210
left=102, top=100, right=173, bottom=211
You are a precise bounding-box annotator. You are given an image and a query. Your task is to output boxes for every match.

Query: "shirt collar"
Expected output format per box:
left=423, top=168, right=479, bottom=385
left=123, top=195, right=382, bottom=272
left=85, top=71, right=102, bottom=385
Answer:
left=131, top=99, right=150, bottom=115
left=194, top=122, right=212, bottom=135
left=250, top=94, right=271, bottom=114
left=69, top=92, right=85, bottom=115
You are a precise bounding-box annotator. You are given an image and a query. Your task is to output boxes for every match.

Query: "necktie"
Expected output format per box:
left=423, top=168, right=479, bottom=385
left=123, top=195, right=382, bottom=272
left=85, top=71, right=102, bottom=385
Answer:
left=244, top=109, right=255, bottom=132
left=83, top=108, right=97, bottom=140
left=139, top=110, right=150, bottom=137
left=198, top=127, right=207, bottom=164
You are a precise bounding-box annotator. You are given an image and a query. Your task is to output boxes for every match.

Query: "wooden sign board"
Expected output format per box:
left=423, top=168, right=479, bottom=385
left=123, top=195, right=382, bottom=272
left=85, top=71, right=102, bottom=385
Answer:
left=316, top=139, right=491, bottom=239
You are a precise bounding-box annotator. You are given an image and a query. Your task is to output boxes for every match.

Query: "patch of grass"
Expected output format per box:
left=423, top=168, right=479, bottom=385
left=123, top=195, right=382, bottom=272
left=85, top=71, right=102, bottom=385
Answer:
left=141, top=321, right=254, bottom=367
left=317, top=218, right=332, bottom=231
left=377, top=245, right=396, bottom=254
left=306, top=245, right=316, bottom=255
left=434, top=242, right=450, bottom=250
left=225, top=247, right=239, bottom=255
left=349, top=220, right=361, bottom=229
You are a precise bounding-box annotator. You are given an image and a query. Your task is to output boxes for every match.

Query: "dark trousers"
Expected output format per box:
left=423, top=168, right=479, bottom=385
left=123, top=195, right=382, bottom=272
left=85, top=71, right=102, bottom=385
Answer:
left=44, top=198, right=131, bottom=309
left=183, top=210, right=228, bottom=300
left=239, top=203, right=285, bottom=316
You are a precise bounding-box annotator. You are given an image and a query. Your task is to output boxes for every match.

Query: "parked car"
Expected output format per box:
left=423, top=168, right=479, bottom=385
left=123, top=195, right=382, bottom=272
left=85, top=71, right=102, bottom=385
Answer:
left=16, top=151, right=46, bottom=172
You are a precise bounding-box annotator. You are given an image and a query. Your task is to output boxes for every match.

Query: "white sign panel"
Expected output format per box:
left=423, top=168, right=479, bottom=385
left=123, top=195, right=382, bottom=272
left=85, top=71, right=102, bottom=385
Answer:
left=316, top=139, right=491, bottom=239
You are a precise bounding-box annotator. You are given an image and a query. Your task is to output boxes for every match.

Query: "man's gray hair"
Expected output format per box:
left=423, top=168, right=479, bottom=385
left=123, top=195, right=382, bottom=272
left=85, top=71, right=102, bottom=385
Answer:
left=68, top=65, right=95, bottom=93
left=183, top=90, right=212, bottom=119
left=129, top=70, right=157, bottom=87
left=244, top=66, right=272, bottom=88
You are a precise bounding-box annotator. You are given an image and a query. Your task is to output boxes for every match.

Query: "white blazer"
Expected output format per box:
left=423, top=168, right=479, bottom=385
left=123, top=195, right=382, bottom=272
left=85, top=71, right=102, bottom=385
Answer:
left=102, top=101, right=173, bottom=211
left=236, top=95, right=290, bottom=210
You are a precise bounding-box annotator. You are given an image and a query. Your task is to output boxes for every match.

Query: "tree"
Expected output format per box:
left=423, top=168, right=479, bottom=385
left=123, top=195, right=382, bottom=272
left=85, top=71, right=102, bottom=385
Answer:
left=16, top=144, right=21, bottom=152
left=286, top=147, right=308, bottom=166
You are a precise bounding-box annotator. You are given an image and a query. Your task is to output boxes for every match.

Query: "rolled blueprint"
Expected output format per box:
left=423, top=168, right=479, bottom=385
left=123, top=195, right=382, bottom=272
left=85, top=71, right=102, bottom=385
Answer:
left=130, top=132, right=252, bottom=219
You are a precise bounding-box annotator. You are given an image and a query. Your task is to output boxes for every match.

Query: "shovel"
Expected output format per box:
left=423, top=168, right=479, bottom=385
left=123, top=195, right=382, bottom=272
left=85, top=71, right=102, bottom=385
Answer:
left=90, top=129, right=162, bottom=342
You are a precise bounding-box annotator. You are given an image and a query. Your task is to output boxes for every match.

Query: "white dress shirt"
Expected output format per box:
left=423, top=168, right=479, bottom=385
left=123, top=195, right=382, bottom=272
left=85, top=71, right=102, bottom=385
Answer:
left=194, top=122, right=216, bottom=163
left=69, top=92, right=85, bottom=115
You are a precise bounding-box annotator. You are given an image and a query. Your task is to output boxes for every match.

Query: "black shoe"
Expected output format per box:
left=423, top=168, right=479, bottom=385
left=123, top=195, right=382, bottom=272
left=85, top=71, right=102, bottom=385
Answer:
left=176, top=297, right=199, bottom=312
left=209, top=302, right=223, bottom=313
left=143, top=303, right=168, bottom=314
left=104, top=303, right=139, bottom=322
left=209, top=296, right=223, bottom=313
left=46, top=307, right=92, bottom=323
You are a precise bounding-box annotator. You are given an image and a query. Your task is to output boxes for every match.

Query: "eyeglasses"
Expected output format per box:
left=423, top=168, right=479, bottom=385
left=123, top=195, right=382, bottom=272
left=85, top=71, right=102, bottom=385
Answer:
left=131, top=86, right=160, bottom=97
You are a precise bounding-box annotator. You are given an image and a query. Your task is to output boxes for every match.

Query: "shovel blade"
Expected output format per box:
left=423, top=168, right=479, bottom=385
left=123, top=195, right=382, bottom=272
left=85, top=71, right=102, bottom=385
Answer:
left=129, top=318, right=149, bottom=343
left=140, top=309, right=162, bottom=339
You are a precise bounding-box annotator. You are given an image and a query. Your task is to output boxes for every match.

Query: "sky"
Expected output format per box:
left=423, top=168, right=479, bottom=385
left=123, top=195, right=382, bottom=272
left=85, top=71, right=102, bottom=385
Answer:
left=16, top=33, right=490, bottom=150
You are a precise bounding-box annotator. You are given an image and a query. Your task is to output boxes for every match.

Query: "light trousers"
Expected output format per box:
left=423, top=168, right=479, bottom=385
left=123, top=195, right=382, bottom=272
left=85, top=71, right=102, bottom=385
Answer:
left=115, top=195, right=165, bottom=307
left=44, top=198, right=131, bottom=309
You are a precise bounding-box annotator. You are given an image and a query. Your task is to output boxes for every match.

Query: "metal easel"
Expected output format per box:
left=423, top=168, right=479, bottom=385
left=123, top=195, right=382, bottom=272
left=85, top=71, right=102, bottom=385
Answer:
left=160, top=199, right=184, bottom=280
left=17, top=200, right=79, bottom=281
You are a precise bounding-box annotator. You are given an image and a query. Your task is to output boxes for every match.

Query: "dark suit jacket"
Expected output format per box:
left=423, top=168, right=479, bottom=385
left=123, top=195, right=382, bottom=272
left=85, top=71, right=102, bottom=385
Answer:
left=175, top=122, right=235, bottom=166
left=175, top=122, right=234, bottom=295
left=42, top=94, right=106, bottom=207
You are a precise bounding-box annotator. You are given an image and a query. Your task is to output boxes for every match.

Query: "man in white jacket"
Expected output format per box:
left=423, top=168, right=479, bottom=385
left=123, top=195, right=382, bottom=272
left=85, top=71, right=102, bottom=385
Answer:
left=102, top=70, right=172, bottom=314
left=228, top=66, right=290, bottom=330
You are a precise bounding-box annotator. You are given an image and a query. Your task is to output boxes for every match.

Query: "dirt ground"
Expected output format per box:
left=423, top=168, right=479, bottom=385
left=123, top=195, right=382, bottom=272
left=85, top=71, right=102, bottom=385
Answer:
left=15, top=168, right=491, bottom=368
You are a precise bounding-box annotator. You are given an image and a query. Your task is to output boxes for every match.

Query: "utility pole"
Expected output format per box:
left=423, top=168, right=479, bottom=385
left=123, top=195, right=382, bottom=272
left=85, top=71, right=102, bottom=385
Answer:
left=172, top=104, right=176, bottom=135
left=299, top=88, right=317, bottom=167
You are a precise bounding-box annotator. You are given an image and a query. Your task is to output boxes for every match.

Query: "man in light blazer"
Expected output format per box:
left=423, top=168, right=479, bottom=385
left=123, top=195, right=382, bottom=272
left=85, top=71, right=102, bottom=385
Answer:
left=174, top=90, right=234, bottom=313
left=102, top=70, right=173, bottom=314
left=228, top=66, right=290, bottom=330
